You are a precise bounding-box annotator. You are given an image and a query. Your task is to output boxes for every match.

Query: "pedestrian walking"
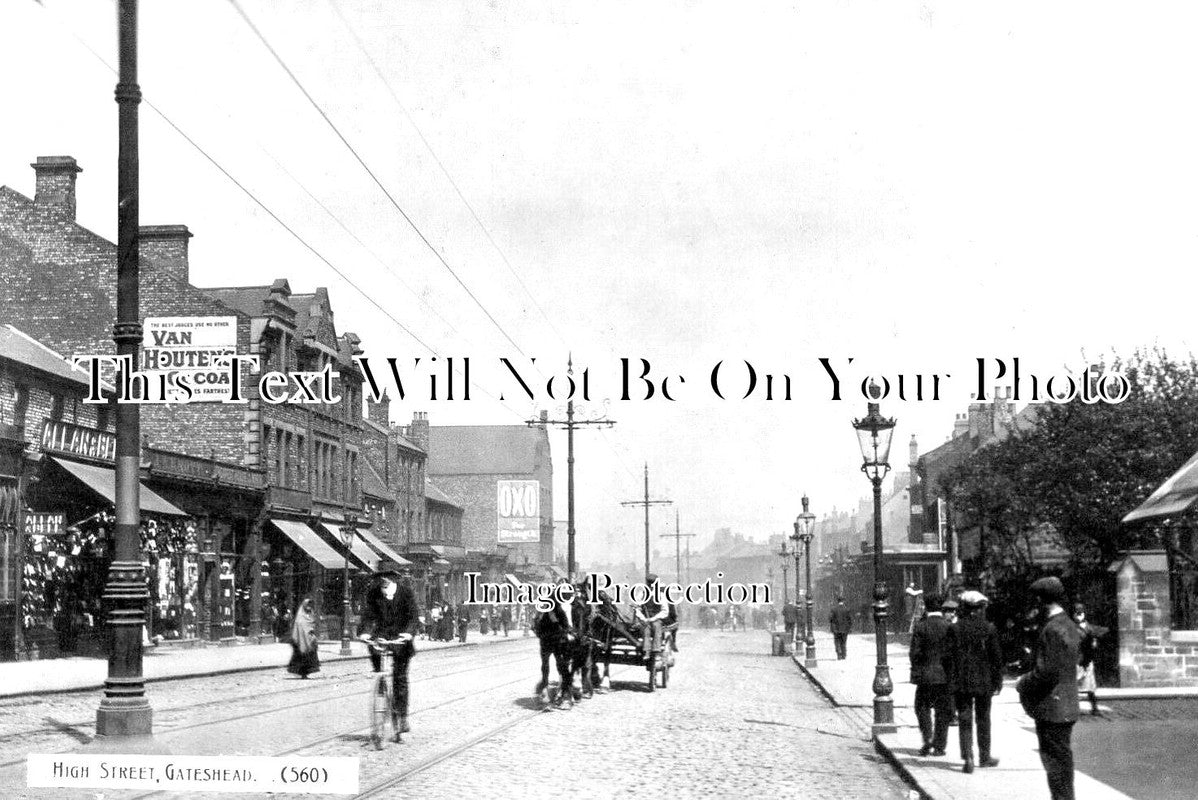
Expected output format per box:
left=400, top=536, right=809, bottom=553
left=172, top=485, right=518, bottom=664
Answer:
left=501, top=605, right=512, bottom=636
left=1073, top=603, right=1106, bottom=716
left=1017, top=576, right=1081, bottom=800
left=910, top=593, right=953, bottom=757
left=286, top=597, right=320, bottom=679
left=830, top=597, right=852, bottom=660
left=782, top=601, right=799, bottom=646
left=948, top=590, right=1004, bottom=773
left=480, top=607, right=491, bottom=636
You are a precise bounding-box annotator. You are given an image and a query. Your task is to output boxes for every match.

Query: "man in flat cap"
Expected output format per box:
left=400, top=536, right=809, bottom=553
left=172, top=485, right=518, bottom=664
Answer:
left=948, top=590, right=1004, bottom=773
left=1017, top=576, right=1080, bottom=800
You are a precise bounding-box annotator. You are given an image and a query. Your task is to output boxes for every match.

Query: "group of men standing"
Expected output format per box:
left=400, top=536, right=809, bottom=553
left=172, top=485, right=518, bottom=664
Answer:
left=910, top=576, right=1084, bottom=800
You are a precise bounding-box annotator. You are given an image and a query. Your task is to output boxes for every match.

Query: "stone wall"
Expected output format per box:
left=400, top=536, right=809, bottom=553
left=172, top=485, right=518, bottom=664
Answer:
left=1116, top=550, right=1198, bottom=687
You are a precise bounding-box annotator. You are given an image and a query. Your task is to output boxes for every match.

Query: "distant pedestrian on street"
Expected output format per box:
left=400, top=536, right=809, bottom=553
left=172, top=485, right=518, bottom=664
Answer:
left=910, top=593, right=953, bottom=758
left=456, top=605, right=470, bottom=643
left=830, top=597, right=852, bottom=660
left=1073, top=603, right=1106, bottom=716
left=480, top=607, right=491, bottom=636
left=782, top=601, right=800, bottom=646
left=501, top=605, right=512, bottom=636
left=287, top=598, right=320, bottom=679
left=1017, top=577, right=1081, bottom=800
left=948, top=590, right=1004, bottom=773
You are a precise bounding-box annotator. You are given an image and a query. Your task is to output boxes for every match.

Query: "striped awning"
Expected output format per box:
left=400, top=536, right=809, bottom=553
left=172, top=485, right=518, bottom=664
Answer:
left=270, top=519, right=348, bottom=570
left=355, top=527, right=413, bottom=567
left=320, top=523, right=378, bottom=571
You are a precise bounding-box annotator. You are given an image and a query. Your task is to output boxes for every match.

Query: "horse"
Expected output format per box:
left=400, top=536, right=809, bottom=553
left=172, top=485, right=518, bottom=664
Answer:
left=533, top=601, right=581, bottom=707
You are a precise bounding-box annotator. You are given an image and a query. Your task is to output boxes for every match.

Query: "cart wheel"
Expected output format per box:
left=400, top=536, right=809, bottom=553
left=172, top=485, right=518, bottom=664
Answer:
left=647, top=656, right=657, bottom=692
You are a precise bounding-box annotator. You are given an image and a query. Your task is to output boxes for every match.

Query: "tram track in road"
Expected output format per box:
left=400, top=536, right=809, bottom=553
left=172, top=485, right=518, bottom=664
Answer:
left=121, top=663, right=641, bottom=800
left=0, top=647, right=534, bottom=770
left=352, top=665, right=638, bottom=798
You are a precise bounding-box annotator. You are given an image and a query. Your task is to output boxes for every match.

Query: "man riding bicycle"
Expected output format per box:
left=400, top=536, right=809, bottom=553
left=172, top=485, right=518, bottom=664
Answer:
left=357, top=569, right=419, bottom=741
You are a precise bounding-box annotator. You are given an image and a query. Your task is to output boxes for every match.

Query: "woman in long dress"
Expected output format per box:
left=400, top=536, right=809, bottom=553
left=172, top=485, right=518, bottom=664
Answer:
left=287, top=598, right=321, bottom=678
left=1074, top=603, right=1105, bottom=715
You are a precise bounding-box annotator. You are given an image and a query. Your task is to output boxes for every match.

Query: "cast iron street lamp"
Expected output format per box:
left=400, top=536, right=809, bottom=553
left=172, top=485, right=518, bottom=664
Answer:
left=793, top=495, right=817, bottom=668
left=339, top=514, right=357, bottom=657
left=852, top=385, right=897, bottom=735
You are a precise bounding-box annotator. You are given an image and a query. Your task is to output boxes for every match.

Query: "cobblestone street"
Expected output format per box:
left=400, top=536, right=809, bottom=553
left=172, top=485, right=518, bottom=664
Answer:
left=1, top=630, right=913, bottom=799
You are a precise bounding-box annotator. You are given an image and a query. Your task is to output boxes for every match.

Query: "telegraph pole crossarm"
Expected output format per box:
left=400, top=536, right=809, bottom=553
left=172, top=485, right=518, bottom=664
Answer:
left=620, top=463, right=672, bottom=582
left=659, top=508, right=695, bottom=585
left=526, top=355, right=615, bottom=582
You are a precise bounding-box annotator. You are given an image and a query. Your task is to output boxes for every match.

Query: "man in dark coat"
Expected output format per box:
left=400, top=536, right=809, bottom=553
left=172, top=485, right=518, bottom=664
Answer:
left=830, top=597, right=852, bottom=660
left=910, top=593, right=953, bottom=756
left=1017, top=576, right=1081, bottom=800
left=782, top=601, right=800, bottom=646
left=357, top=570, right=419, bottom=739
left=948, top=590, right=1004, bottom=773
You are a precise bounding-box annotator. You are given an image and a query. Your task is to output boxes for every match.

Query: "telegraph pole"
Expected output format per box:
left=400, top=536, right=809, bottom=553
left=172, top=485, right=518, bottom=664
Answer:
left=659, top=508, right=694, bottom=585
left=621, top=463, right=672, bottom=581
left=526, top=356, right=614, bottom=581
left=95, top=0, right=154, bottom=744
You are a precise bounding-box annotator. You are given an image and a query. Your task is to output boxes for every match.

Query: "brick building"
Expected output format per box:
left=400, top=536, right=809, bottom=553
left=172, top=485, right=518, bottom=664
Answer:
left=1, top=155, right=392, bottom=646
left=426, top=422, right=553, bottom=571
left=0, top=324, right=218, bottom=660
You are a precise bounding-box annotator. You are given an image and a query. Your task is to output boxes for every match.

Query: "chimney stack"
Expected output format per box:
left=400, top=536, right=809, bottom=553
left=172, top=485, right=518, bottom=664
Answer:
left=31, top=156, right=82, bottom=220
left=366, top=390, right=391, bottom=425
left=138, top=224, right=193, bottom=284
left=409, top=411, right=429, bottom=451
left=952, top=413, right=969, bottom=439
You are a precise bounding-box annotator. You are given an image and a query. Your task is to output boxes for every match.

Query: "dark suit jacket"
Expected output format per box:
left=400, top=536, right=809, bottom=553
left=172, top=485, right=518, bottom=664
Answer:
left=948, top=616, right=1004, bottom=695
left=910, top=614, right=952, bottom=686
left=1016, top=611, right=1081, bottom=723
left=830, top=606, right=853, bottom=635
left=356, top=583, right=419, bottom=640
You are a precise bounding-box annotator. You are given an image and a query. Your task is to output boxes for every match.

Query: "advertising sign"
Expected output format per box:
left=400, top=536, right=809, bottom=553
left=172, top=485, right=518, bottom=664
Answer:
left=25, top=512, right=65, bottom=536
left=141, top=316, right=238, bottom=402
left=497, top=480, right=540, bottom=544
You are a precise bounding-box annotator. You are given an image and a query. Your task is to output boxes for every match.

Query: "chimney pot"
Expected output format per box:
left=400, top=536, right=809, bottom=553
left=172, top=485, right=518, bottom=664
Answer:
left=138, top=224, right=193, bottom=284
left=31, top=156, right=82, bottom=220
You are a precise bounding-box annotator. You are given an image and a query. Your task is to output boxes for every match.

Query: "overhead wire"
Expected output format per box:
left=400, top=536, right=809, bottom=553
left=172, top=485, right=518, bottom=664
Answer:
left=26, top=0, right=530, bottom=422
left=228, top=0, right=539, bottom=366
left=325, top=0, right=569, bottom=351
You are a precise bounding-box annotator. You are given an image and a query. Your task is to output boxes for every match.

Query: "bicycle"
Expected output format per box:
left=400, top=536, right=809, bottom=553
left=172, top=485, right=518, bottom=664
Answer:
left=366, top=635, right=411, bottom=749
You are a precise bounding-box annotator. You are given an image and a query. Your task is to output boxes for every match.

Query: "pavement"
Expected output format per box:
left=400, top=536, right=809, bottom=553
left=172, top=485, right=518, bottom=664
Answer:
left=789, top=629, right=1136, bottom=800
left=0, top=629, right=528, bottom=699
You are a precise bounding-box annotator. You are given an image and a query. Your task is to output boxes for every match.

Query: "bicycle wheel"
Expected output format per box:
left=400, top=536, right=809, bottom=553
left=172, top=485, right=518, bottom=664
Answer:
left=370, top=674, right=389, bottom=750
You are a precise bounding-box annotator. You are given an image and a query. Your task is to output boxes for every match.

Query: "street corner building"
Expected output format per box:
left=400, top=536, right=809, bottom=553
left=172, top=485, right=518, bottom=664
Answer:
left=0, top=155, right=550, bottom=662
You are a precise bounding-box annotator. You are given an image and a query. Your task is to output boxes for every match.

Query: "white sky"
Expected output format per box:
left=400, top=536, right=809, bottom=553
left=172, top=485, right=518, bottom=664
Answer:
left=3, top=0, right=1197, bottom=567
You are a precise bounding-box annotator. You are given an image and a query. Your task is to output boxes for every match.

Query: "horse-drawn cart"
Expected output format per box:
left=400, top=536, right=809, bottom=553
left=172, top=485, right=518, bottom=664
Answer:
left=588, top=600, right=675, bottom=692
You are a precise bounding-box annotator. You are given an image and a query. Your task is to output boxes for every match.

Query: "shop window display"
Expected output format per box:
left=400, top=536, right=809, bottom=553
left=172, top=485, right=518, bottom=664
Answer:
left=21, top=512, right=199, bottom=657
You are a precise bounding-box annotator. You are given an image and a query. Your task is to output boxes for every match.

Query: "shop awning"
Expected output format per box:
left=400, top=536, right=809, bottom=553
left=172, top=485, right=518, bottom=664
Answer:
left=354, top=527, right=412, bottom=567
left=320, top=523, right=380, bottom=572
left=505, top=573, right=524, bottom=587
left=51, top=457, right=186, bottom=516
left=1124, top=450, right=1198, bottom=524
left=270, top=519, right=348, bottom=570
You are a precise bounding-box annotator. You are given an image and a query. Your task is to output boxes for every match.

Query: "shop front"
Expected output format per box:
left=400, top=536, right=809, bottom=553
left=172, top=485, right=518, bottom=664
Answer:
left=22, top=420, right=194, bottom=658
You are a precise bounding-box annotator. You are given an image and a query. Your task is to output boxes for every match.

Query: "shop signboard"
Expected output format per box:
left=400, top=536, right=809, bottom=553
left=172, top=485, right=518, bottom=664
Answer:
left=24, top=512, right=65, bottom=536
left=40, top=420, right=116, bottom=463
left=497, top=480, right=540, bottom=544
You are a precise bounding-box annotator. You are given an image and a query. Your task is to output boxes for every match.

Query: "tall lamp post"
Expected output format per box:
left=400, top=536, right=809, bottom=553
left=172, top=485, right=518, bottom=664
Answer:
left=852, top=387, right=897, bottom=735
left=793, top=495, right=817, bottom=668
left=339, top=514, right=357, bottom=656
